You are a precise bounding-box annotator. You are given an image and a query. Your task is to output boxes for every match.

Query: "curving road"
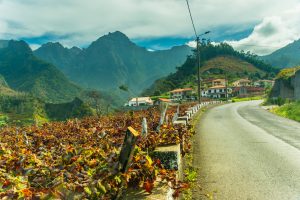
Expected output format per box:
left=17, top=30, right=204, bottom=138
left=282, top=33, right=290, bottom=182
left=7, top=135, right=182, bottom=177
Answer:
left=193, top=100, right=300, bottom=200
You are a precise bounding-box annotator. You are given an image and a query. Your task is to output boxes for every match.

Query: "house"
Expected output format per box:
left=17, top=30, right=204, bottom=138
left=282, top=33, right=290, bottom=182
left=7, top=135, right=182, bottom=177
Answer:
left=212, top=79, right=226, bottom=87
left=253, top=80, right=275, bottom=88
left=202, top=78, right=216, bottom=88
left=201, top=89, right=208, bottom=97
left=206, top=86, right=232, bottom=99
left=202, top=78, right=227, bottom=88
left=232, top=86, right=265, bottom=97
left=170, top=88, right=193, bottom=100
left=125, top=97, right=154, bottom=106
left=154, top=98, right=172, bottom=105
left=232, top=79, right=251, bottom=87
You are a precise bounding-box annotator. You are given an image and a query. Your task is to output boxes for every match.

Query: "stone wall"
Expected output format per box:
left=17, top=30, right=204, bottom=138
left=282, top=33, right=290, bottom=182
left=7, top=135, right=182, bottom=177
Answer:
left=295, top=70, right=300, bottom=100
left=270, top=78, right=295, bottom=100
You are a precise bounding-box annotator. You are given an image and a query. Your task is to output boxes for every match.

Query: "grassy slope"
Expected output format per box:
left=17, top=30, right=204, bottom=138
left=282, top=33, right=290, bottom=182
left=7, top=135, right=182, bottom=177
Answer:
left=200, top=56, right=264, bottom=74
left=272, top=101, right=300, bottom=122
left=0, top=74, right=19, bottom=96
left=143, top=55, right=268, bottom=96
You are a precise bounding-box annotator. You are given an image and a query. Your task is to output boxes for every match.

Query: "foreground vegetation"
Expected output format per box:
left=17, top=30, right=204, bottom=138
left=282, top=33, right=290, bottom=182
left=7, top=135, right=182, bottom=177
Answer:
left=271, top=101, right=300, bottom=122
left=0, top=104, right=194, bottom=199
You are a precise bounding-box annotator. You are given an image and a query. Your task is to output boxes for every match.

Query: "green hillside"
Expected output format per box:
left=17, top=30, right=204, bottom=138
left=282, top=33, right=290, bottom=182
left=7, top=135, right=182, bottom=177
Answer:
left=0, top=94, right=94, bottom=126
left=45, top=98, right=94, bottom=121
left=0, top=40, right=82, bottom=103
left=34, top=42, right=81, bottom=75
left=200, top=56, right=264, bottom=74
left=0, top=74, right=20, bottom=96
left=262, top=39, right=300, bottom=68
left=143, top=42, right=278, bottom=96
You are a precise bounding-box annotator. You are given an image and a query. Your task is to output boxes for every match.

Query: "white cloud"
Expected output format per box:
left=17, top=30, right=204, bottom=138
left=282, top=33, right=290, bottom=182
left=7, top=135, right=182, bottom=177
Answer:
left=186, top=40, right=197, bottom=48
left=0, top=0, right=300, bottom=49
left=0, top=20, right=7, bottom=37
left=226, top=5, right=300, bottom=55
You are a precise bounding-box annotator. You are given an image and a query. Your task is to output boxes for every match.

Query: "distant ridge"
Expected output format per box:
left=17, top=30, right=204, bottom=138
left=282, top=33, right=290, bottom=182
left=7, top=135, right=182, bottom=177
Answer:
left=261, top=39, right=300, bottom=68
left=34, top=31, right=193, bottom=94
left=0, top=40, right=82, bottom=103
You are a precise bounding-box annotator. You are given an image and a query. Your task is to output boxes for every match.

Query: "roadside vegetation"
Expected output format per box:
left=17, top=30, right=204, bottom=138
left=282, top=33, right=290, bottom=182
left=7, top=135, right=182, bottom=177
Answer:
left=276, top=66, right=300, bottom=79
left=271, top=101, right=300, bottom=122
left=231, top=96, right=264, bottom=103
left=265, top=67, right=300, bottom=122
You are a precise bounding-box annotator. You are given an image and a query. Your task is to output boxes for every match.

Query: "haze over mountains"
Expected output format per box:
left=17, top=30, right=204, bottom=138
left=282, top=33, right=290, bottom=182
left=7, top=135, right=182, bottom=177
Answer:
left=262, top=39, right=300, bottom=68
left=34, top=31, right=193, bottom=94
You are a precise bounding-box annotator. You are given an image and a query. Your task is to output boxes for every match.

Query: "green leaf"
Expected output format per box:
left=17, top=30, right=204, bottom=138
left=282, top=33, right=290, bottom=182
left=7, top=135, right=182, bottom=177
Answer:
left=97, top=181, right=107, bottom=194
left=114, top=176, right=122, bottom=184
left=84, top=187, right=92, bottom=195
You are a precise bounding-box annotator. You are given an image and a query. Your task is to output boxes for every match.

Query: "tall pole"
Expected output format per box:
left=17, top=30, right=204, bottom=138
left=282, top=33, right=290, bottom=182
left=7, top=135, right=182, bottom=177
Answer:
left=196, top=36, right=201, bottom=104
left=225, top=72, right=228, bottom=101
left=185, top=0, right=210, bottom=103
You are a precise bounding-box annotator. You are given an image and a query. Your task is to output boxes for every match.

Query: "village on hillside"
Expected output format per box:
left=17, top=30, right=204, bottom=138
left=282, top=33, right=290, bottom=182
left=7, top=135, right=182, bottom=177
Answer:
left=124, top=78, right=275, bottom=107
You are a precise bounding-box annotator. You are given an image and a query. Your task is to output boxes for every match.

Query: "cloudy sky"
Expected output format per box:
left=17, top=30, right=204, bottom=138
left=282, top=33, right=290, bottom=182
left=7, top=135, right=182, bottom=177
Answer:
left=0, top=0, right=300, bottom=55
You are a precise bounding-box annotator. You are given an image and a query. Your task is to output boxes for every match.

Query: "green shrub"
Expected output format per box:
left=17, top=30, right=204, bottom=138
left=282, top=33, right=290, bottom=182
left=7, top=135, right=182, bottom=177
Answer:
left=272, top=101, right=300, bottom=122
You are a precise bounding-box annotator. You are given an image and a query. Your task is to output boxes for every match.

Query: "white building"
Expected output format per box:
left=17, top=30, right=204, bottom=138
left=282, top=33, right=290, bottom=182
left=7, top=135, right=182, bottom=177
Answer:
left=125, top=97, right=154, bottom=107
left=206, top=86, right=232, bottom=99
left=169, top=88, right=193, bottom=100
left=201, top=90, right=209, bottom=97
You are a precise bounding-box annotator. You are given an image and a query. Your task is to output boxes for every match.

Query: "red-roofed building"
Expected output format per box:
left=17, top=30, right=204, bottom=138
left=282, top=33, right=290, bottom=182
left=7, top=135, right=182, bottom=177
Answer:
left=154, top=98, right=172, bottom=105
left=169, top=88, right=193, bottom=100
left=125, top=97, right=154, bottom=106
left=232, top=86, right=265, bottom=97
left=202, top=78, right=227, bottom=88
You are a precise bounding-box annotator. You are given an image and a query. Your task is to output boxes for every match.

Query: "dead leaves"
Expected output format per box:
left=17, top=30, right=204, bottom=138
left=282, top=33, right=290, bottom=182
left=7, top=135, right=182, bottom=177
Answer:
left=0, top=104, right=196, bottom=198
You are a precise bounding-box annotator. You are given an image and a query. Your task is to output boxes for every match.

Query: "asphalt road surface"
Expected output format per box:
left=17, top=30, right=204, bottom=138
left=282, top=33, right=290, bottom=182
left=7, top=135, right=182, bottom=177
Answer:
left=193, top=100, right=300, bottom=200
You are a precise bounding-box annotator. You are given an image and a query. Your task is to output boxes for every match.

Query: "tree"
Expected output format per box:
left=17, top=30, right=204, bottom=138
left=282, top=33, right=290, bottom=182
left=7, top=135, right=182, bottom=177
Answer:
left=86, top=90, right=101, bottom=117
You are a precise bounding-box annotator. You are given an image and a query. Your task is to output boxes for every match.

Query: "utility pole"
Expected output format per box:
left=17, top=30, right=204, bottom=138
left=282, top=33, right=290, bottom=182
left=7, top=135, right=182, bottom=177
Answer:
left=196, top=36, right=201, bottom=104
left=185, top=0, right=210, bottom=103
left=196, top=31, right=210, bottom=103
left=225, top=71, right=228, bottom=101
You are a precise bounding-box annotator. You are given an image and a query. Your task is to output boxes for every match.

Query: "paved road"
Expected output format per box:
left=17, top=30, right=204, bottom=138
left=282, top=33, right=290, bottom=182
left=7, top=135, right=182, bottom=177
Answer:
left=193, top=100, right=300, bottom=200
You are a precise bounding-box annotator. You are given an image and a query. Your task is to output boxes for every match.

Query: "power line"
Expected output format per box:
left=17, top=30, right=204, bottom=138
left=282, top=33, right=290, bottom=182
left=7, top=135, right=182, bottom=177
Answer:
left=185, top=0, right=198, bottom=38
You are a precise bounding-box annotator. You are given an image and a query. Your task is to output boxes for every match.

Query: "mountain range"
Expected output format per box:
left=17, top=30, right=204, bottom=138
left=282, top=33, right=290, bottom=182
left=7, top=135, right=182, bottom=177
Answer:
left=34, top=31, right=193, bottom=94
left=0, top=32, right=193, bottom=125
left=0, top=40, right=82, bottom=103
left=261, top=39, right=300, bottom=68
